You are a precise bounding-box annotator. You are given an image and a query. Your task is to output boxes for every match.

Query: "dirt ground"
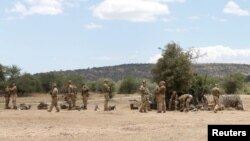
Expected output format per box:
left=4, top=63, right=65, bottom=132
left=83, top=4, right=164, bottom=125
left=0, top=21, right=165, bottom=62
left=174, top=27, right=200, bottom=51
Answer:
left=0, top=94, right=249, bottom=141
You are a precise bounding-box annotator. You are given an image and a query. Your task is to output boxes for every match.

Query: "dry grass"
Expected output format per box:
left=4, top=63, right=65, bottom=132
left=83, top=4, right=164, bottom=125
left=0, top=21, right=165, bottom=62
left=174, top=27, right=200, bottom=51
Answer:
left=0, top=94, right=249, bottom=141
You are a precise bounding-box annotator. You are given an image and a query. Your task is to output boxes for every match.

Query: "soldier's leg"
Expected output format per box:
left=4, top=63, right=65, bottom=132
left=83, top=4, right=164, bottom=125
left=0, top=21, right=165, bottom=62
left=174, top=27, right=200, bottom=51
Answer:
left=48, top=100, right=54, bottom=112
left=157, top=95, right=161, bottom=112
left=66, top=94, right=72, bottom=110
left=83, top=95, right=87, bottom=109
left=158, top=96, right=163, bottom=113
left=146, top=97, right=151, bottom=111
left=139, top=96, right=144, bottom=112
left=55, top=100, right=60, bottom=112
left=213, top=96, right=219, bottom=113
left=162, top=96, right=166, bottom=113
left=12, top=94, right=17, bottom=109
left=5, top=96, right=10, bottom=109
left=72, top=94, right=76, bottom=107
left=185, top=98, right=192, bottom=112
left=104, top=93, right=109, bottom=111
left=174, top=100, right=178, bottom=111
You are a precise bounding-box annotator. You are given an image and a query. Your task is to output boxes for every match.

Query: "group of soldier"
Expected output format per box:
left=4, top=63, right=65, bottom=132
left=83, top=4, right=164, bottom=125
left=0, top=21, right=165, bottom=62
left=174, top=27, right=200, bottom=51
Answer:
left=3, top=79, right=221, bottom=113
left=139, top=80, right=221, bottom=113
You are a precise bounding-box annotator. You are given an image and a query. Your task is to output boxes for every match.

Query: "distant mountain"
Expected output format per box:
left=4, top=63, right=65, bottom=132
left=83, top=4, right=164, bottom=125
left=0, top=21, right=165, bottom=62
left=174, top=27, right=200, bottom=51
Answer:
left=49, top=63, right=250, bottom=81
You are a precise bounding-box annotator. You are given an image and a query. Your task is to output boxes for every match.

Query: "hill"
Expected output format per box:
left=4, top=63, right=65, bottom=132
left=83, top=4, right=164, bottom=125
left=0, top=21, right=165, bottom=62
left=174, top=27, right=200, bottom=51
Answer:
left=47, top=63, right=250, bottom=81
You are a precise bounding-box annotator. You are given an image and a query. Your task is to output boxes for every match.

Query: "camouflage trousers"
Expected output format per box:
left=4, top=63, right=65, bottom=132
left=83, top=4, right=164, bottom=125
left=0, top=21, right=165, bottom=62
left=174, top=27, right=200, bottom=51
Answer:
left=82, top=94, right=88, bottom=109
left=48, top=97, right=60, bottom=112
left=213, top=95, right=220, bottom=113
left=104, top=93, right=109, bottom=111
left=157, top=95, right=166, bottom=113
left=5, top=95, right=10, bottom=109
left=140, top=95, right=150, bottom=112
left=9, top=94, right=17, bottom=109
left=169, top=99, right=178, bottom=111
left=66, top=93, right=74, bottom=110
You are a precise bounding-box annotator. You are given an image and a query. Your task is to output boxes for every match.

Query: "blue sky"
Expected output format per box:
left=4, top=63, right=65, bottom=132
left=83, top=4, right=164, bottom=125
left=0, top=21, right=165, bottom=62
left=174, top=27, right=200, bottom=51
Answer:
left=0, top=0, right=250, bottom=74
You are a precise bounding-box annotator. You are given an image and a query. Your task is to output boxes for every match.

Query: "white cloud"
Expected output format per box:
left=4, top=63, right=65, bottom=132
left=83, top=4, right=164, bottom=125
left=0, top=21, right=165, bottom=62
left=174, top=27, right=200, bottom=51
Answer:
left=194, top=45, right=250, bottom=64
left=7, top=0, right=77, bottom=16
left=156, top=0, right=186, bottom=3
left=149, top=45, right=250, bottom=64
left=84, top=23, right=103, bottom=30
left=164, top=27, right=199, bottom=33
left=223, top=1, right=250, bottom=16
left=92, top=0, right=170, bottom=22
left=148, top=53, right=162, bottom=63
left=96, top=56, right=116, bottom=61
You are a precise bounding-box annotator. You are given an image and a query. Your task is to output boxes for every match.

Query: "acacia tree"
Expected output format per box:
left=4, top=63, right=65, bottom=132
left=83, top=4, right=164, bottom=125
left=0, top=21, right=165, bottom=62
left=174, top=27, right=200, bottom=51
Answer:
left=151, top=42, right=194, bottom=96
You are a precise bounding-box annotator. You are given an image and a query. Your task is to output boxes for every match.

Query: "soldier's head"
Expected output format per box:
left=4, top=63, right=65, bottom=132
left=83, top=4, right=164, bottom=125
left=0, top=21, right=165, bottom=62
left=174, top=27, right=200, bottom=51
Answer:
left=172, top=90, right=177, bottom=95
left=12, top=82, right=16, bottom=87
left=142, top=80, right=147, bottom=86
left=159, top=81, right=166, bottom=86
left=68, top=80, right=72, bottom=84
left=104, top=79, right=109, bottom=84
left=215, top=84, right=218, bottom=87
left=52, top=83, right=57, bottom=88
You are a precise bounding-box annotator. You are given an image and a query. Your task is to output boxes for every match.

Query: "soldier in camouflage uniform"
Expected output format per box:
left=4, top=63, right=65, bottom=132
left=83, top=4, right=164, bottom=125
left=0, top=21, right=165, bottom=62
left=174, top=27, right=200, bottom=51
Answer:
left=103, top=80, right=111, bottom=111
left=178, top=94, right=193, bottom=112
left=9, top=82, right=17, bottom=109
left=66, top=80, right=74, bottom=110
left=48, top=83, right=60, bottom=112
left=211, top=84, right=220, bottom=113
left=157, top=81, right=166, bottom=113
left=139, top=80, right=150, bottom=113
left=169, top=91, right=178, bottom=111
left=4, top=86, right=11, bottom=109
left=81, top=83, right=89, bottom=110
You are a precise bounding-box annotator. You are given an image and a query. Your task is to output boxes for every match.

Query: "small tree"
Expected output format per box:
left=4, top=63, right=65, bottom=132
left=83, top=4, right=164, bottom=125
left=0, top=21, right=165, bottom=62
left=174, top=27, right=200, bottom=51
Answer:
left=151, top=42, right=194, bottom=96
left=118, top=76, right=138, bottom=94
left=223, top=73, right=245, bottom=94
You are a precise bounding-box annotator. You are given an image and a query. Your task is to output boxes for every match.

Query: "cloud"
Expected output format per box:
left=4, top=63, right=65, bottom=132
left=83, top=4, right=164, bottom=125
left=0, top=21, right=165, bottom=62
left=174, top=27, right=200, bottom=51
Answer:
left=7, top=0, right=77, bottom=16
left=92, top=0, right=170, bottom=22
left=223, top=1, right=250, bottom=16
left=164, top=27, right=199, bottom=33
left=156, top=0, right=186, bottom=3
left=148, top=53, right=162, bottom=63
left=149, top=45, right=250, bottom=64
left=194, top=46, right=250, bottom=64
left=84, top=23, right=103, bottom=30
left=96, top=56, right=115, bottom=61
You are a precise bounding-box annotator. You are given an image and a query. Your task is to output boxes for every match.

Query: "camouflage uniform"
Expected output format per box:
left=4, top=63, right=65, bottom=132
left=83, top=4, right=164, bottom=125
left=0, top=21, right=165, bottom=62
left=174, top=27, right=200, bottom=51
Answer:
left=81, top=84, right=89, bottom=110
left=103, top=80, right=110, bottom=111
left=48, top=83, right=60, bottom=112
left=66, top=80, right=74, bottom=110
left=157, top=81, right=166, bottom=113
left=169, top=91, right=178, bottom=111
left=4, top=86, right=11, bottom=109
left=9, top=83, right=17, bottom=109
left=154, top=85, right=161, bottom=112
left=178, top=94, right=193, bottom=112
left=211, top=84, right=220, bottom=113
left=139, top=80, right=150, bottom=113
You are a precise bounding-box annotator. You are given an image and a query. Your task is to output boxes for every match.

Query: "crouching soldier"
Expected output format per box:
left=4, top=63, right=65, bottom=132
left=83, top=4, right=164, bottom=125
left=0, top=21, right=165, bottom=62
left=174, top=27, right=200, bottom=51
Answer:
left=48, top=83, right=60, bottom=112
left=178, top=94, right=193, bottom=112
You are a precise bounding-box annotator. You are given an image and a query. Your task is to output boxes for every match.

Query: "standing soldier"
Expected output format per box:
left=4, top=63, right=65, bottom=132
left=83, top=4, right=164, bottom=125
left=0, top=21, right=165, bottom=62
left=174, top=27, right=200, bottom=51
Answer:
left=169, top=91, right=179, bottom=111
left=4, top=86, right=11, bottom=109
left=139, top=80, right=150, bottom=113
left=81, top=83, right=89, bottom=110
left=211, top=84, right=220, bottom=113
left=48, top=83, right=60, bottom=112
left=157, top=81, right=166, bottom=113
left=66, top=80, right=74, bottom=110
left=103, top=80, right=110, bottom=111
left=178, top=94, right=193, bottom=112
left=9, top=82, right=17, bottom=109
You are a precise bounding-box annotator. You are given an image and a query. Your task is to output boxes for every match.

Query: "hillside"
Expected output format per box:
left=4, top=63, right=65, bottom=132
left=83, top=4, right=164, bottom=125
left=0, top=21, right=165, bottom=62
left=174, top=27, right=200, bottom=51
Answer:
left=47, top=63, right=250, bottom=81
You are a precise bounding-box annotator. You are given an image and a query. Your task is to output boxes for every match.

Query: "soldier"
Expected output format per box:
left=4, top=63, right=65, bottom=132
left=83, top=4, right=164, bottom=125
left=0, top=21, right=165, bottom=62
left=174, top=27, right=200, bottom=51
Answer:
left=9, top=82, right=17, bottom=109
left=4, top=86, right=11, bottom=109
left=211, top=84, right=220, bottom=113
left=103, top=79, right=111, bottom=111
left=81, top=83, right=89, bottom=110
left=48, top=83, right=60, bottom=112
left=139, top=80, right=150, bottom=113
left=157, top=81, right=166, bottom=113
left=66, top=80, right=74, bottom=110
left=169, top=90, right=178, bottom=111
left=178, top=94, right=193, bottom=112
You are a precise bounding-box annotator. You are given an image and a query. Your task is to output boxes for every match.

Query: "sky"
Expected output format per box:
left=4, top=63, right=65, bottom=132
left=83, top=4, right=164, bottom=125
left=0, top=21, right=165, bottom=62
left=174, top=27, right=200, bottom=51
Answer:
left=0, top=0, right=250, bottom=74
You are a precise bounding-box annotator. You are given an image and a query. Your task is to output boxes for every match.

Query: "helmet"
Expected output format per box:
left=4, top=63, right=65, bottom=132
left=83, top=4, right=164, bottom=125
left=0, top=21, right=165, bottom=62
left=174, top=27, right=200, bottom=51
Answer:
left=142, top=80, right=146, bottom=84
left=68, top=80, right=72, bottom=84
left=159, top=81, right=166, bottom=86
left=104, top=79, right=109, bottom=83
